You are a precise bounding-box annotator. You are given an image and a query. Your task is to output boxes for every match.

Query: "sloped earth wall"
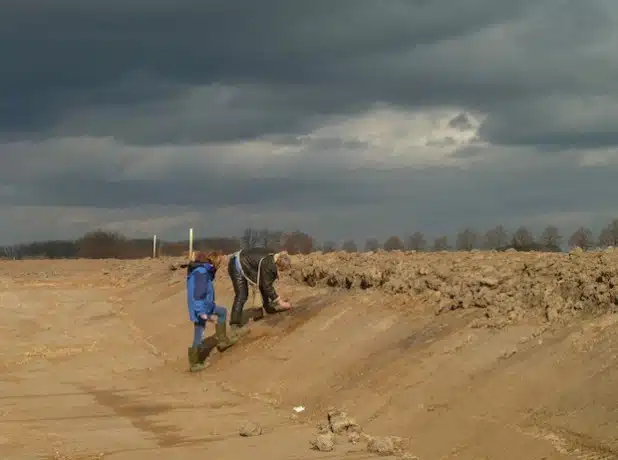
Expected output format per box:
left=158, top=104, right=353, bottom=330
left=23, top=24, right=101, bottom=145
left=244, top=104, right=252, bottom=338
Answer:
left=5, top=252, right=615, bottom=459
left=168, top=250, right=618, bottom=459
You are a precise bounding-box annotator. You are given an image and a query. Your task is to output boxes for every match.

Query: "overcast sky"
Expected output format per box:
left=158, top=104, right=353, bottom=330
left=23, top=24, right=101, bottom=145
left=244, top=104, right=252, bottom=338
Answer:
left=2, top=0, right=618, bottom=246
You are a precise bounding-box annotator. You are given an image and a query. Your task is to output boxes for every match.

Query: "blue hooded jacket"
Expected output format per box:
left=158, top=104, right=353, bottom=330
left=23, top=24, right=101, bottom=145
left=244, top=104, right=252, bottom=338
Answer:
left=186, top=263, right=216, bottom=323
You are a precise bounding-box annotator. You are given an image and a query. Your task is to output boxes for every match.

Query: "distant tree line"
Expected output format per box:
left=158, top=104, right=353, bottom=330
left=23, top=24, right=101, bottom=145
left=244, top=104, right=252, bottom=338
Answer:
left=0, top=228, right=313, bottom=260
left=2, top=219, right=618, bottom=260
left=321, top=219, right=618, bottom=253
left=0, top=230, right=242, bottom=260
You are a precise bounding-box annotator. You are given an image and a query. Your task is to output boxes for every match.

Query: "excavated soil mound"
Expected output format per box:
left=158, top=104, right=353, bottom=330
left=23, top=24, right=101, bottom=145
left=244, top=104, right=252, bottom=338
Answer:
left=286, top=249, right=618, bottom=327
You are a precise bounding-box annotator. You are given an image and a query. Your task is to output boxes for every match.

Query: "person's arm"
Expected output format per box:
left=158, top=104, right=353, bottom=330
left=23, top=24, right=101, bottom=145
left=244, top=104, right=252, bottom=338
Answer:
left=192, top=271, right=210, bottom=319
left=259, top=260, right=291, bottom=310
left=197, top=276, right=217, bottom=322
left=205, top=277, right=215, bottom=311
left=259, top=261, right=279, bottom=302
left=193, top=271, right=207, bottom=300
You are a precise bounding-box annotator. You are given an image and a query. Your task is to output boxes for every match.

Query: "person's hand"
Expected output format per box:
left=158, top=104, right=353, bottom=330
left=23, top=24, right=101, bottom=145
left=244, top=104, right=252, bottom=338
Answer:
left=279, top=299, right=291, bottom=309
left=199, top=313, right=215, bottom=322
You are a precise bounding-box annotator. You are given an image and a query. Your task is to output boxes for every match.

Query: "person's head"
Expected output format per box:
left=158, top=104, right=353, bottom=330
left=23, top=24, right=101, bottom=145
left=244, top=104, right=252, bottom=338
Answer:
left=274, top=251, right=292, bottom=272
left=193, top=251, right=224, bottom=270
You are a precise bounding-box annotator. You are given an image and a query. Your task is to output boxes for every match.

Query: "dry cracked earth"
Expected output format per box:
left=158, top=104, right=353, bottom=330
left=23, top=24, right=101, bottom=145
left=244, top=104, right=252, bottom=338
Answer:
left=1, top=249, right=618, bottom=459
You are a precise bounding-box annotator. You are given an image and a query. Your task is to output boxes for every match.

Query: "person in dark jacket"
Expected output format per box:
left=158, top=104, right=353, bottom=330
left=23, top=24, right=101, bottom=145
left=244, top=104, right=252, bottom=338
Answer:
left=227, top=248, right=292, bottom=335
left=186, top=251, right=237, bottom=372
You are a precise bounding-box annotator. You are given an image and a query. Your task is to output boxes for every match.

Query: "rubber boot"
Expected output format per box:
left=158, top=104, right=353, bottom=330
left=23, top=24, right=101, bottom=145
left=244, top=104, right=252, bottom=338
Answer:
left=230, top=323, right=250, bottom=338
left=252, top=307, right=265, bottom=322
left=230, top=303, right=250, bottom=338
left=188, top=346, right=206, bottom=372
left=216, top=323, right=238, bottom=352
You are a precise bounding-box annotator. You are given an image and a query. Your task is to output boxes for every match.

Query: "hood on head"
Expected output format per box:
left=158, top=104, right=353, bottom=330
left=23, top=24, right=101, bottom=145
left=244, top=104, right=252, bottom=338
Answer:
left=187, top=261, right=216, bottom=277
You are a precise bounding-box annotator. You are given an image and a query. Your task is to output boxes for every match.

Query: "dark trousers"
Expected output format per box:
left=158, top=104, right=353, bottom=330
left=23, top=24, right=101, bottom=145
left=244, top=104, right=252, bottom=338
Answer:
left=228, top=256, right=249, bottom=326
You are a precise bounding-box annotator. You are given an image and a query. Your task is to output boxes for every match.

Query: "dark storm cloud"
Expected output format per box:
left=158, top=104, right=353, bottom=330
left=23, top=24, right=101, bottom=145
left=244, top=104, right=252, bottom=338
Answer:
left=5, top=0, right=614, bottom=147
left=46, top=84, right=365, bottom=144
left=2, top=0, right=618, bottom=245
left=0, top=167, right=391, bottom=209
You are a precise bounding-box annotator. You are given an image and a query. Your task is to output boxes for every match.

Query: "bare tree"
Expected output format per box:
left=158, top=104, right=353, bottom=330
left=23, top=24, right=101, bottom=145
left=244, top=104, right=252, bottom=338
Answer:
left=258, top=229, right=283, bottom=250
left=2, top=245, right=21, bottom=260
left=455, top=228, right=480, bottom=251
left=568, top=227, right=594, bottom=250
left=599, top=219, right=618, bottom=247
left=383, top=236, right=405, bottom=251
left=539, top=225, right=563, bottom=252
left=364, top=238, right=380, bottom=252
left=77, top=230, right=128, bottom=259
left=195, top=237, right=240, bottom=254
left=341, top=240, right=358, bottom=252
left=321, top=241, right=337, bottom=253
left=483, top=225, right=509, bottom=249
left=12, top=240, right=78, bottom=259
left=406, top=232, right=427, bottom=251
left=241, top=228, right=259, bottom=249
left=281, top=231, right=314, bottom=254
left=432, top=235, right=450, bottom=251
left=241, top=228, right=285, bottom=250
left=511, top=226, right=535, bottom=249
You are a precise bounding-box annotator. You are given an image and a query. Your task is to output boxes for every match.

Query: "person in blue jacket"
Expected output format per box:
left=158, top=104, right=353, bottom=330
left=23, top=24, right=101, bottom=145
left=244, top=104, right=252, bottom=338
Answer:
left=187, top=251, right=236, bottom=372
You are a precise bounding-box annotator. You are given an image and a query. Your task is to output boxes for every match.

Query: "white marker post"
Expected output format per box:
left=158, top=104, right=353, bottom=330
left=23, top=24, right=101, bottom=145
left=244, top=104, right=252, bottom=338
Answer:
left=189, top=228, right=194, bottom=261
left=152, top=235, right=157, bottom=259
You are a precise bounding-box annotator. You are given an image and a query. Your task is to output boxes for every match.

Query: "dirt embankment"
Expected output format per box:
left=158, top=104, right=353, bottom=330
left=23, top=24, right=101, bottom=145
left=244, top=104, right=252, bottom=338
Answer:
left=2, top=254, right=618, bottom=459
left=286, top=249, right=618, bottom=327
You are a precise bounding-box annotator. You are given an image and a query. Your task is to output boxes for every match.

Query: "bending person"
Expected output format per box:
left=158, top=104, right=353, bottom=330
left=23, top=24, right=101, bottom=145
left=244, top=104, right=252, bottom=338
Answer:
left=227, top=248, right=292, bottom=335
left=187, top=251, right=237, bottom=372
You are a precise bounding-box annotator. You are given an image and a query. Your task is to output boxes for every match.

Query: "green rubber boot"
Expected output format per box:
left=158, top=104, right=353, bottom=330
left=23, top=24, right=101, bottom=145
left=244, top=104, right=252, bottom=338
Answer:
left=230, top=323, right=250, bottom=339
left=188, top=346, right=206, bottom=372
left=216, top=323, right=238, bottom=352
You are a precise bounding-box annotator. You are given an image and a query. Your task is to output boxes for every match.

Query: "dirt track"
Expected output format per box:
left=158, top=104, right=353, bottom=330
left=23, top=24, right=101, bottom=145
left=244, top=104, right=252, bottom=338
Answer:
left=1, top=251, right=618, bottom=459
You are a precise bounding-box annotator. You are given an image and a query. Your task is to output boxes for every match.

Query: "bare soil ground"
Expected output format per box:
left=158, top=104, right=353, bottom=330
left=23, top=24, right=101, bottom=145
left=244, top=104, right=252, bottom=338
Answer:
left=1, top=250, right=618, bottom=459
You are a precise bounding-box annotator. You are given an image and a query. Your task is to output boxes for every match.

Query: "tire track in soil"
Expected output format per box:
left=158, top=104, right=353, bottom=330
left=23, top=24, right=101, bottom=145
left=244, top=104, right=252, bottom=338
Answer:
left=519, top=425, right=618, bottom=460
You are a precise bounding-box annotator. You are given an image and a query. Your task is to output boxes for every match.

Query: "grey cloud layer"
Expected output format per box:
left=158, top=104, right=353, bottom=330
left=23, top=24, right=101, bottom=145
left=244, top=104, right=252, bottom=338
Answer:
left=2, top=0, right=618, bottom=244
left=3, top=0, right=617, bottom=145
left=2, top=149, right=617, bottom=245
